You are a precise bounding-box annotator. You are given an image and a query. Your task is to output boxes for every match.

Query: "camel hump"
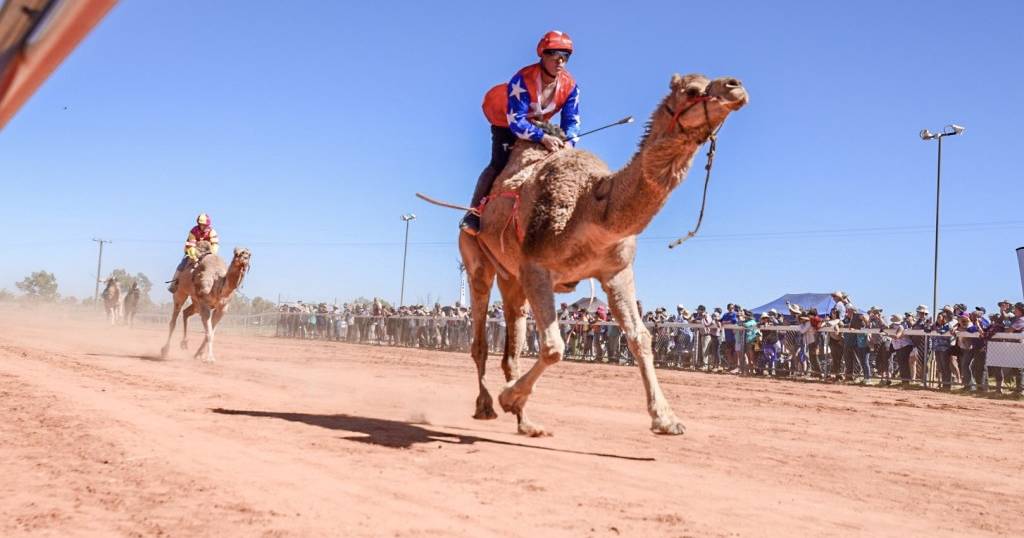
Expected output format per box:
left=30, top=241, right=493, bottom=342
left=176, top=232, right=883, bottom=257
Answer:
left=195, top=240, right=214, bottom=255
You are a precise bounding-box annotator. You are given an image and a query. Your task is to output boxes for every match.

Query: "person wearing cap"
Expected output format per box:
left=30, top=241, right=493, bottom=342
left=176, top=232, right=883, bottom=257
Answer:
left=462, top=31, right=581, bottom=235
left=930, top=310, right=958, bottom=390
left=886, top=313, right=911, bottom=385
left=167, top=212, right=220, bottom=293
left=789, top=304, right=812, bottom=377
left=671, top=306, right=693, bottom=368
left=720, top=304, right=739, bottom=371
left=954, top=312, right=980, bottom=391
left=842, top=306, right=871, bottom=383
left=706, top=307, right=723, bottom=371
left=740, top=309, right=758, bottom=375
left=592, top=305, right=609, bottom=362
left=867, top=307, right=891, bottom=385
left=909, top=305, right=931, bottom=383
left=831, top=291, right=848, bottom=320
left=964, top=307, right=992, bottom=391
left=759, top=311, right=779, bottom=375
left=822, top=308, right=844, bottom=381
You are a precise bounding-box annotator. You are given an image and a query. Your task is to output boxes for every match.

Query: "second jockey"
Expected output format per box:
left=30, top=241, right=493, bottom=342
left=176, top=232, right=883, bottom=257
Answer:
left=167, top=212, right=220, bottom=293
left=460, top=30, right=581, bottom=235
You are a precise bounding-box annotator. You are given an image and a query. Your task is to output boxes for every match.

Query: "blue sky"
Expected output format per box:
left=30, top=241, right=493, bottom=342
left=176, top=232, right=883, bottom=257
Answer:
left=2, top=0, right=1023, bottom=312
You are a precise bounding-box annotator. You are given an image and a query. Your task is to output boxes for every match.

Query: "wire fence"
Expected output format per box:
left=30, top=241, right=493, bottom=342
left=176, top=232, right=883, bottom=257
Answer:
left=107, top=309, right=1024, bottom=394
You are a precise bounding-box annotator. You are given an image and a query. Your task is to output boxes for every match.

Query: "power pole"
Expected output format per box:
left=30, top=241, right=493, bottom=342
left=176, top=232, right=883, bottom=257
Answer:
left=92, top=238, right=111, bottom=303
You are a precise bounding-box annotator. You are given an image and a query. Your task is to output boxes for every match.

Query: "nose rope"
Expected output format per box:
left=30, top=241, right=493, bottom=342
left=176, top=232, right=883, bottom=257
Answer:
left=666, top=97, right=724, bottom=249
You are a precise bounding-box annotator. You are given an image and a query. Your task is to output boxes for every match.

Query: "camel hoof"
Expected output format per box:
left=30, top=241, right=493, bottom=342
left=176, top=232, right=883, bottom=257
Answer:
left=160, top=345, right=170, bottom=359
left=651, top=416, right=686, bottom=435
left=517, top=419, right=550, bottom=437
left=498, top=385, right=529, bottom=415
left=474, top=393, right=498, bottom=420
left=473, top=407, right=498, bottom=420
left=179, top=340, right=188, bottom=350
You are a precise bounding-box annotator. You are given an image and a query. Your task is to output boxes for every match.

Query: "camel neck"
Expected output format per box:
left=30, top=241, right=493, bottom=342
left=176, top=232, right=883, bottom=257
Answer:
left=225, top=262, right=245, bottom=293
left=601, top=136, right=702, bottom=237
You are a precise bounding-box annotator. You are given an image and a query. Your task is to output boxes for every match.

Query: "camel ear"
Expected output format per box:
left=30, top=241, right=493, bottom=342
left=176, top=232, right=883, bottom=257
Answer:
left=670, top=73, right=684, bottom=90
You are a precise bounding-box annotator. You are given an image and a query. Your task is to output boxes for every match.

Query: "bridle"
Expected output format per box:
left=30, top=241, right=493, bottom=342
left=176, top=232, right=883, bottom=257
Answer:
left=662, top=91, right=725, bottom=249
left=662, top=92, right=717, bottom=141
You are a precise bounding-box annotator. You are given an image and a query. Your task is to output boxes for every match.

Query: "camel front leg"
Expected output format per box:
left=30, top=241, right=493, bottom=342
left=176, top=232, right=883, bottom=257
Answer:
left=462, top=234, right=497, bottom=420
left=496, top=274, right=545, bottom=436
left=601, top=264, right=685, bottom=435
left=193, top=306, right=213, bottom=361
left=498, top=263, right=562, bottom=435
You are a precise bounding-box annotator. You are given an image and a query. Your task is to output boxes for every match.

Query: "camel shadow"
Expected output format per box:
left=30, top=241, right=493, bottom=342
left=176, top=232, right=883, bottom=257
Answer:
left=211, top=408, right=654, bottom=462
left=86, top=352, right=167, bottom=362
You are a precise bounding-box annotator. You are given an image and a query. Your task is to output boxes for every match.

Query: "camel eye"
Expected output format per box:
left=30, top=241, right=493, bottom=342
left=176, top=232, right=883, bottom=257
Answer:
left=685, top=87, right=701, bottom=98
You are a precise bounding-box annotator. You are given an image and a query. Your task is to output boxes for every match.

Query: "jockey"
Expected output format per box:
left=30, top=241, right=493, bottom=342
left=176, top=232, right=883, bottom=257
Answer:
left=460, top=30, right=581, bottom=235
left=167, top=212, right=220, bottom=292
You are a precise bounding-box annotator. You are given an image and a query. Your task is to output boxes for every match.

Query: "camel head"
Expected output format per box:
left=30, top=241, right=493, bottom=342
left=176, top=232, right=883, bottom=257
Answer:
left=646, top=73, right=748, bottom=146
left=230, top=247, right=252, bottom=278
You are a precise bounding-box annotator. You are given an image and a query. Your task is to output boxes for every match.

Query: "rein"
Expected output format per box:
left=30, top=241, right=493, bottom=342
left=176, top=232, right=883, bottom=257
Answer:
left=663, top=95, right=723, bottom=249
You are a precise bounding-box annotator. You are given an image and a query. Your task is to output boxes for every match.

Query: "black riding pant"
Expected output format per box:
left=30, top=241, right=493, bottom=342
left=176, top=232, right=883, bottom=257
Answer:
left=469, top=126, right=517, bottom=207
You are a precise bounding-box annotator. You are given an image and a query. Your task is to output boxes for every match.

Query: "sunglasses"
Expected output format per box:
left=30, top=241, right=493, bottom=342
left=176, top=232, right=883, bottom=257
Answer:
left=543, top=49, right=571, bottom=61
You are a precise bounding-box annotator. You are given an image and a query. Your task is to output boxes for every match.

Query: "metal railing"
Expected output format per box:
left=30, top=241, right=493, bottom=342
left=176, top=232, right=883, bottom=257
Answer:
left=79, top=307, right=1024, bottom=393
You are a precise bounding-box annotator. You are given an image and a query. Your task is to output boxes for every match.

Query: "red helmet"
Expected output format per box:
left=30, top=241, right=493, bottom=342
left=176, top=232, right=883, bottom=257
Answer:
left=536, top=31, right=573, bottom=57
left=196, top=213, right=212, bottom=226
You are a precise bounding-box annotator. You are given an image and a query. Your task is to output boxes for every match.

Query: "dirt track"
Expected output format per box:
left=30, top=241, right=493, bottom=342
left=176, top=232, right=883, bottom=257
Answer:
left=1, top=310, right=1022, bottom=537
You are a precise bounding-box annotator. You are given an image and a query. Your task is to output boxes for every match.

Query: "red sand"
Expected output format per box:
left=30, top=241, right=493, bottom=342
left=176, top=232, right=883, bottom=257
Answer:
left=1, top=310, right=1022, bottom=537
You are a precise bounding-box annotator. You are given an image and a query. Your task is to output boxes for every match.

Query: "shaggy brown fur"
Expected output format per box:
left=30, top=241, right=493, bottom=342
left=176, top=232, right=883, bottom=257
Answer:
left=459, top=73, right=749, bottom=437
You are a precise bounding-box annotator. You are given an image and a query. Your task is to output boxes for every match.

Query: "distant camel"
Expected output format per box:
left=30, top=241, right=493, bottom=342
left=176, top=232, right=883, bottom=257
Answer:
left=100, top=277, right=121, bottom=325
left=122, top=281, right=142, bottom=328
left=161, top=241, right=252, bottom=362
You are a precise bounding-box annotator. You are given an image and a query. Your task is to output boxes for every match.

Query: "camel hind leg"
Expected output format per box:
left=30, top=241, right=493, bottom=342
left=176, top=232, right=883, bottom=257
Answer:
left=161, top=292, right=188, bottom=358
left=498, top=262, right=563, bottom=434
left=180, top=302, right=196, bottom=350
left=461, top=233, right=498, bottom=420
left=495, top=274, right=547, bottom=437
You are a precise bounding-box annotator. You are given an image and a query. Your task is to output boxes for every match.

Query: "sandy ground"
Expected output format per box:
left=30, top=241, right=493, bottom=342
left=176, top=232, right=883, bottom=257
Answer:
left=1, top=310, right=1022, bottom=537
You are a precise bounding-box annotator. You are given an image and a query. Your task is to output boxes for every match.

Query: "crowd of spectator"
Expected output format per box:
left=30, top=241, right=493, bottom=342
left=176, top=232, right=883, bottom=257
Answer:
left=270, top=291, right=1024, bottom=395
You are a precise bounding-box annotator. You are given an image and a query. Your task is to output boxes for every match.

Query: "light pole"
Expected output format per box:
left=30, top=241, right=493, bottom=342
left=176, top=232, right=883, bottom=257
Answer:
left=399, top=213, right=416, bottom=307
left=919, top=124, right=965, bottom=317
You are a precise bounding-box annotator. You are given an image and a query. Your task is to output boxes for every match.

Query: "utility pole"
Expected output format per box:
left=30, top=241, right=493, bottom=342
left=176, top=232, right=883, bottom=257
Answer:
left=92, top=238, right=111, bottom=303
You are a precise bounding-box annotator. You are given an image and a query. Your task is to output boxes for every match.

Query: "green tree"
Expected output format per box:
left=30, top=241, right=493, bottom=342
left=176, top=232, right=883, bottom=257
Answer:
left=229, top=293, right=252, bottom=314
left=251, top=296, right=276, bottom=313
left=16, top=271, right=59, bottom=301
left=109, top=268, right=154, bottom=309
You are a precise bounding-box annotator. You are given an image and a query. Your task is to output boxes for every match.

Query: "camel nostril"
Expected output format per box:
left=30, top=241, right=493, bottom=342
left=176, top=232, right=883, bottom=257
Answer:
left=725, top=78, right=741, bottom=88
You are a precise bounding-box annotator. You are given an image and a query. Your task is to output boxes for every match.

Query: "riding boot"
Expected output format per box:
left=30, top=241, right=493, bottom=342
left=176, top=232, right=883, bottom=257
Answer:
left=167, top=270, right=180, bottom=293
left=460, top=166, right=499, bottom=236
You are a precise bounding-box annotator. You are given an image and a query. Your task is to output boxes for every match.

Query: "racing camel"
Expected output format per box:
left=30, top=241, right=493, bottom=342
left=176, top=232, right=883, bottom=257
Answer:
left=161, top=241, right=252, bottom=362
left=459, top=73, right=748, bottom=436
left=100, top=277, right=121, bottom=325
